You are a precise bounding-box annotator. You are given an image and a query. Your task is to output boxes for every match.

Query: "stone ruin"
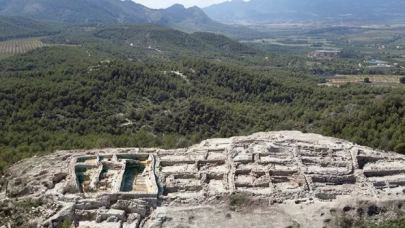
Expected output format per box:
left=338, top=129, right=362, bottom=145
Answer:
left=55, top=152, right=159, bottom=228
left=2, top=131, right=405, bottom=228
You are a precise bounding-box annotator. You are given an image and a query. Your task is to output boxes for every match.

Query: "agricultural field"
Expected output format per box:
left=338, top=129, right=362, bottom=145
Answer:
left=325, top=75, right=405, bottom=86
left=83, top=27, right=97, bottom=32
left=0, top=38, right=49, bottom=58
left=392, top=58, right=405, bottom=63
left=244, top=37, right=333, bottom=47
left=241, top=25, right=405, bottom=58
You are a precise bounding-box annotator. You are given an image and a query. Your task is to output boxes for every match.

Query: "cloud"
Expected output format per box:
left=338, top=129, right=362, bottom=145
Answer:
left=133, top=0, right=230, bottom=9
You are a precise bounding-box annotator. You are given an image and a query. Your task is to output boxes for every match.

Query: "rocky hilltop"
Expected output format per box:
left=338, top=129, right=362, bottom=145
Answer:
left=1, top=131, right=405, bottom=228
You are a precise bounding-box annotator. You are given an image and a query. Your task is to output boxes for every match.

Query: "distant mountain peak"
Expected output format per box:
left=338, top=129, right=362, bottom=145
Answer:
left=167, top=3, right=186, bottom=9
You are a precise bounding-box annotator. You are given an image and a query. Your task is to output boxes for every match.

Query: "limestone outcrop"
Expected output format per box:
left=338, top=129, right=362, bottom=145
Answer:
left=1, top=131, right=405, bottom=228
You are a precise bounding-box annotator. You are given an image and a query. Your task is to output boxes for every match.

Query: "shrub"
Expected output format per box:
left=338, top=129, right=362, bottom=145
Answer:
left=394, top=143, right=405, bottom=154
left=59, top=219, right=72, bottom=228
left=229, top=194, right=246, bottom=207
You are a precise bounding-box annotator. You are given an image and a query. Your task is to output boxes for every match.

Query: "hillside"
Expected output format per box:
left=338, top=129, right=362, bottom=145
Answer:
left=42, top=23, right=260, bottom=62
left=162, top=4, right=216, bottom=29
left=203, top=0, right=405, bottom=24
left=0, top=16, right=57, bottom=41
left=0, top=0, right=164, bottom=23
left=1, top=34, right=405, bottom=177
left=160, top=4, right=262, bottom=38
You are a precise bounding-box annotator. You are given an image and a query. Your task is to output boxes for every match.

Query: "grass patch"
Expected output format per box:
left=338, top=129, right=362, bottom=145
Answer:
left=229, top=194, right=247, bottom=207
left=229, top=194, right=252, bottom=211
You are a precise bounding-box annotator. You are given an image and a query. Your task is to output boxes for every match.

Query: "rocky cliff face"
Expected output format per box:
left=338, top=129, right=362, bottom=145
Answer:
left=1, top=131, right=405, bottom=228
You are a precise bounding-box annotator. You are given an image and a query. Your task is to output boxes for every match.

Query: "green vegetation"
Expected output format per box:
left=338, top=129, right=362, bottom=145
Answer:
left=336, top=216, right=405, bottom=228
left=395, top=144, right=405, bottom=154
left=1, top=23, right=405, bottom=177
left=59, top=219, right=72, bottom=228
left=242, top=24, right=405, bottom=74
left=325, top=75, right=405, bottom=86
left=360, top=217, right=405, bottom=228
left=229, top=194, right=247, bottom=207
left=0, top=41, right=404, bottom=176
left=40, top=23, right=262, bottom=64
left=0, top=16, right=58, bottom=41
left=229, top=194, right=251, bottom=211
left=1, top=22, right=405, bottom=182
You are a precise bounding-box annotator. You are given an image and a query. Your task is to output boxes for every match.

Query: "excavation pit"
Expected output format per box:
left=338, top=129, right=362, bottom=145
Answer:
left=121, top=163, right=147, bottom=192
left=99, top=155, right=113, bottom=162
left=98, top=164, right=122, bottom=192
left=77, top=156, right=98, bottom=164
left=117, top=154, right=149, bottom=162
left=75, top=166, right=98, bottom=193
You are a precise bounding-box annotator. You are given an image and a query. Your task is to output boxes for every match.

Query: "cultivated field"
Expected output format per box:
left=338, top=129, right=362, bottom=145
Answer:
left=327, top=75, right=404, bottom=85
left=0, top=38, right=49, bottom=57
left=392, top=58, right=405, bottom=63
left=246, top=37, right=332, bottom=47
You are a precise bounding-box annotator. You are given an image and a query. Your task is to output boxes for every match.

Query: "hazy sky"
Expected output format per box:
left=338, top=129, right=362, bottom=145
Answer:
left=133, top=0, right=230, bottom=9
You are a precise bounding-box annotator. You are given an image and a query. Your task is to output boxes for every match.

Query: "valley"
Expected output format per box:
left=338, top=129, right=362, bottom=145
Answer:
left=203, top=0, right=405, bottom=25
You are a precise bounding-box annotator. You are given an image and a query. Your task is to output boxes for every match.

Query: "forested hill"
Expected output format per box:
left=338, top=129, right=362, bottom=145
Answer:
left=43, top=24, right=261, bottom=62
left=0, top=0, right=164, bottom=23
left=1, top=41, right=405, bottom=175
left=203, top=0, right=405, bottom=24
left=0, top=16, right=58, bottom=41
left=160, top=4, right=261, bottom=38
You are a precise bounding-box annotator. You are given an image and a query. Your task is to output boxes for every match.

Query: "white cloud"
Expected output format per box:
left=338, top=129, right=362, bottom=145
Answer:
left=133, top=0, right=230, bottom=9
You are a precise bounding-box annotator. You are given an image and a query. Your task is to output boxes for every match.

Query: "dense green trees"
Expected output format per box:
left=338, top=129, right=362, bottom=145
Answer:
left=0, top=43, right=405, bottom=175
left=0, top=16, right=58, bottom=41
left=1, top=23, right=405, bottom=178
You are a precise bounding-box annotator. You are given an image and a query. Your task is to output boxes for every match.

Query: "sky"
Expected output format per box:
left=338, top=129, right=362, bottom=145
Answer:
left=133, top=0, right=230, bottom=9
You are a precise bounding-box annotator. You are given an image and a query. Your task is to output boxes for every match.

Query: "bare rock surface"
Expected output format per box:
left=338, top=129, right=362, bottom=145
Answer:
left=1, top=131, right=405, bottom=227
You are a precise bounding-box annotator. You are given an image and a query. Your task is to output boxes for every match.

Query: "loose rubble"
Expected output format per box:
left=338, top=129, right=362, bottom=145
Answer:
left=1, top=131, right=405, bottom=228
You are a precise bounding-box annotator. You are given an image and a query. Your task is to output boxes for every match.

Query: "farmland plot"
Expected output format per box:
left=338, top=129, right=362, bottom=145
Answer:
left=0, top=38, right=49, bottom=56
left=327, top=75, right=404, bottom=85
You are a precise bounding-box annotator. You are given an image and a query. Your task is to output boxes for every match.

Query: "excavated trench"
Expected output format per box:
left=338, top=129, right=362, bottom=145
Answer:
left=121, top=163, right=146, bottom=192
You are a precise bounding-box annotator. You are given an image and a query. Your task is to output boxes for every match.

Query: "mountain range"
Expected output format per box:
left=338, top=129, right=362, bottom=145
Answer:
left=0, top=0, right=220, bottom=31
left=0, top=0, right=264, bottom=38
left=203, top=0, right=405, bottom=24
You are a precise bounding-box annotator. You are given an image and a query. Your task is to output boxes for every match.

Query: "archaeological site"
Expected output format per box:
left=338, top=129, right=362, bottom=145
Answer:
left=2, top=131, right=405, bottom=228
